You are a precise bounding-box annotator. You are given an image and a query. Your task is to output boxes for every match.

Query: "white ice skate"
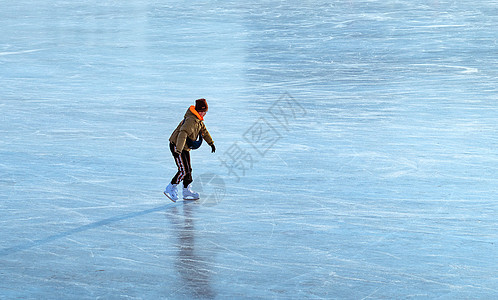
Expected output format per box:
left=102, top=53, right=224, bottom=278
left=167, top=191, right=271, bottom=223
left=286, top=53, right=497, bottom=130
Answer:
left=164, top=183, right=179, bottom=202
left=183, top=184, right=200, bottom=200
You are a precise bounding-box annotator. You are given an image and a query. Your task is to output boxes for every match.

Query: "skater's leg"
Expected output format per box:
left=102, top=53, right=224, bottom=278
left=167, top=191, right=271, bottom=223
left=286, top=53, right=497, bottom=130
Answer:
left=164, top=143, right=185, bottom=201
left=167, top=143, right=198, bottom=200
left=170, top=143, right=186, bottom=184
left=181, top=151, right=200, bottom=200
left=182, top=150, right=193, bottom=188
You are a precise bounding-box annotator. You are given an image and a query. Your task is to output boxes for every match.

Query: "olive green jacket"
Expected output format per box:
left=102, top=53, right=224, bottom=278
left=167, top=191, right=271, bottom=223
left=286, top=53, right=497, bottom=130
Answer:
left=169, top=106, right=214, bottom=152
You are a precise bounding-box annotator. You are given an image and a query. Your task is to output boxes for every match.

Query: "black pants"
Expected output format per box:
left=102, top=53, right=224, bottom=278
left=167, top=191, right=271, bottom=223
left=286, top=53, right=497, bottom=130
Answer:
left=170, top=142, right=192, bottom=188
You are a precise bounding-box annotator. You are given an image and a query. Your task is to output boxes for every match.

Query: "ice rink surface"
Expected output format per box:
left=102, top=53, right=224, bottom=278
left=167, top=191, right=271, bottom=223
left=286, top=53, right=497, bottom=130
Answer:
left=1, top=0, right=497, bottom=299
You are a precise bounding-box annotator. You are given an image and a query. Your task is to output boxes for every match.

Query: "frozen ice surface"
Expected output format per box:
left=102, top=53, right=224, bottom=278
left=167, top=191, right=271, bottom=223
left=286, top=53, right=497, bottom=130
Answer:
left=1, top=0, right=497, bottom=299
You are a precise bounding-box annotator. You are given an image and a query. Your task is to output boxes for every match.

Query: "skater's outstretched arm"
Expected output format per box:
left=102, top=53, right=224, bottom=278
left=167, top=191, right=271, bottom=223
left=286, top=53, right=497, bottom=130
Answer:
left=200, top=122, right=214, bottom=151
left=200, top=123, right=213, bottom=144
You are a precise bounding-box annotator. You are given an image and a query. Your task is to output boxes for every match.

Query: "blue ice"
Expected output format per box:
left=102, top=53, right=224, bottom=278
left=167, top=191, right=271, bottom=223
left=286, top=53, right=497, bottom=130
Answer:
left=1, top=1, right=497, bottom=299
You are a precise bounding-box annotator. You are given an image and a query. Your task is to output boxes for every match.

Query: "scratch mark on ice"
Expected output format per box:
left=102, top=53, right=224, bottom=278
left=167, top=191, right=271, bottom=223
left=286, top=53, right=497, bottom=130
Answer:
left=0, top=49, right=45, bottom=56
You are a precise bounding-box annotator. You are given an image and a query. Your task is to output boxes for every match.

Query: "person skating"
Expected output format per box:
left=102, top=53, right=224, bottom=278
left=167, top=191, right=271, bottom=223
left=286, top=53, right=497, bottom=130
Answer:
left=164, top=98, right=216, bottom=202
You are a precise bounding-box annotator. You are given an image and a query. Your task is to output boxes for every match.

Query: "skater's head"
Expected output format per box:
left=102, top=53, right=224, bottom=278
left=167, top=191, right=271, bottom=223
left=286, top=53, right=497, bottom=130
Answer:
left=195, top=98, right=208, bottom=116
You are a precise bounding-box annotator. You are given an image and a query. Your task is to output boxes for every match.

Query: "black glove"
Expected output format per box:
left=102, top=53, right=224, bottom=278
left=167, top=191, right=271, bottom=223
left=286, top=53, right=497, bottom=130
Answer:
left=210, top=143, right=216, bottom=153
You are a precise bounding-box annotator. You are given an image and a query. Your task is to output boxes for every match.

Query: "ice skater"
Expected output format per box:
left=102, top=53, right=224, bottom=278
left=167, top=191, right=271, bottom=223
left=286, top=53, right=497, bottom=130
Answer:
left=164, top=98, right=216, bottom=202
